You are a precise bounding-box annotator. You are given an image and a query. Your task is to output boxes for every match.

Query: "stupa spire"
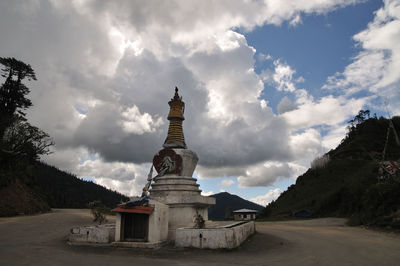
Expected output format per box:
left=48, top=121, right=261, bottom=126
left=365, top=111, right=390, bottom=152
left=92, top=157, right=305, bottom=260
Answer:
left=163, top=87, right=187, bottom=149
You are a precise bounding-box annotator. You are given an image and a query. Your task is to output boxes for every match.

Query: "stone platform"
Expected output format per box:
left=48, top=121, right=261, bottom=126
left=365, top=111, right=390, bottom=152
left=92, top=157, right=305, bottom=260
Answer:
left=112, top=241, right=166, bottom=249
left=175, top=221, right=256, bottom=249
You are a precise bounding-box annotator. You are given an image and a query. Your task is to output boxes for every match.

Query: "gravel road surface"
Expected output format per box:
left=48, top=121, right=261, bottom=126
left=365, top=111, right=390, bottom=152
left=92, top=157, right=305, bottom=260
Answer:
left=0, top=209, right=399, bottom=265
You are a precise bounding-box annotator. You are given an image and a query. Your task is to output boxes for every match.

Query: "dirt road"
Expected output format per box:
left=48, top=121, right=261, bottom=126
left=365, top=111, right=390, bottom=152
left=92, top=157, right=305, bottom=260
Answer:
left=0, top=209, right=399, bottom=265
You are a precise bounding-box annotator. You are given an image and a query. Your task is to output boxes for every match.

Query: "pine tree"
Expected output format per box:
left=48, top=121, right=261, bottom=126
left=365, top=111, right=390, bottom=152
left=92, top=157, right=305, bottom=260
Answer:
left=0, top=57, right=52, bottom=166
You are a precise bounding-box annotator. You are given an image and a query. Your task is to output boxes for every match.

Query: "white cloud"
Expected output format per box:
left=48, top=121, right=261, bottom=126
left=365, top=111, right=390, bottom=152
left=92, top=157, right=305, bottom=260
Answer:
left=215, top=30, right=242, bottom=51
left=77, top=0, right=363, bottom=54
left=220, top=179, right=235, bottom=187
left=197, top=165, right=246, bottom=179
left=238, top=161, right=297, bottom=187
left=273, top=60, right=297, bottom=92
left=201, top=191, right=214, bottom=196
left=324, top=51, right=387, bottom=94
left=323, top=0, right=400, bottom=114
left=121, top=105, right=163, bottom=135
left=277, top=96, right=298, bottom=114
left=262, top=60, right=302, bottom=92
left=321, top=124, right=348, bottom=150
left=290, top=14, right=303, bottom=26
left=250, top=188, right=282, bottom=206
left=41, top=147, right=89, bottom=173
left=290, top=128, right=323, bottom=156
left=280, top=92, right=369, bottom=170
left=355, top=0, right=400, bottom=89
left=282, top=94, right=367, bottom=130
left=258, top=53, right=273, bottom=62
left=289, top=128, right=327, bottom=168
left=0, top=0, right=377, bottom=195
left=75, top=157, right=150, bottom=197
left=42, top=147, right=150, bottom=197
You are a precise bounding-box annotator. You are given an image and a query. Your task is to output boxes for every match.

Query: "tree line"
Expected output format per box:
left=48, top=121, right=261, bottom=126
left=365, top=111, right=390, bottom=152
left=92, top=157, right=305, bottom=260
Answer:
left=0, top=57, right=53, bottom=178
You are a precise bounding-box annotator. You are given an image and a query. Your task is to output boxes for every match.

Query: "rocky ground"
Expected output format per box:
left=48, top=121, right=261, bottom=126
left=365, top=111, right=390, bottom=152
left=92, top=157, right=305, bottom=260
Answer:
left=0, top=209, right=399, bottom=265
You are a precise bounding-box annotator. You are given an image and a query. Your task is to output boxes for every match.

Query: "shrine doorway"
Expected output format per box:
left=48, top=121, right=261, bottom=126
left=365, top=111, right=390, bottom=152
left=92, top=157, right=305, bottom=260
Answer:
left=122, top=213, right=149, bottom=241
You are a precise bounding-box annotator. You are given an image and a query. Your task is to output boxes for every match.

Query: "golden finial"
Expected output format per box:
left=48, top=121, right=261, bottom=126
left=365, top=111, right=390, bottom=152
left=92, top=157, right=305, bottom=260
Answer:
left=163, top=87, right=187, bottom=149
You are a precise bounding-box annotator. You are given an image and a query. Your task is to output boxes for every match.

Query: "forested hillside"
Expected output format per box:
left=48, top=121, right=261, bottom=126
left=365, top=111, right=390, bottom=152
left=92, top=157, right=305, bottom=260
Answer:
left=34, top=162, right=129, bottom=208
left=262, top=114, right=400, bottom=228
left=0, top=161, right=129, bottom=217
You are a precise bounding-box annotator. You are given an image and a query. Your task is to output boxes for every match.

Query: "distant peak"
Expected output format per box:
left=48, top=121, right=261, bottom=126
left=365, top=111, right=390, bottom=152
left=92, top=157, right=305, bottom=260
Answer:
left=217, top=191, right=231, bottom=195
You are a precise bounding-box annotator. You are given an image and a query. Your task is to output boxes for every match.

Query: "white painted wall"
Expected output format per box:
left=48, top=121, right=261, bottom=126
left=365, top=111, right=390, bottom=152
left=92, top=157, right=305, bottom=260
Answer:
left=69, top=224, right=115, bottom=244
left=234, top=213, right=256, bottom=221
left=148, top=201, right=169, bottom=243
left=175, top=221, right=256, bottom=249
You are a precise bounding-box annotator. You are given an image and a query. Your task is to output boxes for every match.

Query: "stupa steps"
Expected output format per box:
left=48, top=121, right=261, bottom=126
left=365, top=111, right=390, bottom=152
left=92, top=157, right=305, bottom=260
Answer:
left=150, top=183, right=201, bottom=192
left=150, top=188, right=202, bottom=194
left=153, top=176, right=198, bottom=185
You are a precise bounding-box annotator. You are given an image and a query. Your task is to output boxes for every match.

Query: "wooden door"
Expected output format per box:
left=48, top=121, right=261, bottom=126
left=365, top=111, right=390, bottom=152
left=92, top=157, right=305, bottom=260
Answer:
left=123, top=213, right=148, bottom=241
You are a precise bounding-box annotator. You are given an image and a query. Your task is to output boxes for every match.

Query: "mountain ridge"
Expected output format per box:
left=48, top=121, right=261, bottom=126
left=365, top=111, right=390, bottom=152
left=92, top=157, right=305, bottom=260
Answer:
left=208, top=191, right=264, bottom=220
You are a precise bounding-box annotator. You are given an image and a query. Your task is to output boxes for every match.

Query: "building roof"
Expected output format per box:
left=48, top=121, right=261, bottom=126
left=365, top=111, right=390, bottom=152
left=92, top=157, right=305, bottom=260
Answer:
left=233, top=209, right=258, bottom=213
left=112, top=206, right=154, bottom=214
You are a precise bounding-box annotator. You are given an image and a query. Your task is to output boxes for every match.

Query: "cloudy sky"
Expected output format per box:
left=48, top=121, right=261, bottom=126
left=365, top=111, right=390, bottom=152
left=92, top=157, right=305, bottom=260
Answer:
left=1, top=0, right=399, bottom=206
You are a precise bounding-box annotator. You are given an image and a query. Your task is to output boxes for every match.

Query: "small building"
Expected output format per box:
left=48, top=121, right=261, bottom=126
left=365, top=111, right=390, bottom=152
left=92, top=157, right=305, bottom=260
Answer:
left=113, top=199, right=169, bottom=248
left=233, top=209, right=258, bottom=221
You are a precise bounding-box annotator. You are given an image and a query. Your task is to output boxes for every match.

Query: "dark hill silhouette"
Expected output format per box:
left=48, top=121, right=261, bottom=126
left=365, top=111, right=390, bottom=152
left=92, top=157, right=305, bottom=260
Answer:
left=208, top=192, right=264, bottom=220
left=33, top=161, right=129, bottom=209
left=0, top=161, right=129, bottom=216
left=262, top=115, right=400, bottom=228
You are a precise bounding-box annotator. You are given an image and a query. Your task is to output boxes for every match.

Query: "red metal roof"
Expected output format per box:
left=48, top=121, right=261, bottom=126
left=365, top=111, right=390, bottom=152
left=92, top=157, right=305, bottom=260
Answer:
left=112, top=206, right=154, bottom=214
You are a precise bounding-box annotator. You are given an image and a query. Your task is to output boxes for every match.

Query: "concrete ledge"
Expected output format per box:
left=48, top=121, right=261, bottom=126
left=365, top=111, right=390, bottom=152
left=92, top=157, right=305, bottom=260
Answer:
left=150, top=184, right=201, bottom=191
left=112, top=241, right=166, bottom=249
left=67, top=241, right=112, bottom=247
left=69, top=224, right=115, bottom=244
left=175, top=221, right=255, bottom=249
